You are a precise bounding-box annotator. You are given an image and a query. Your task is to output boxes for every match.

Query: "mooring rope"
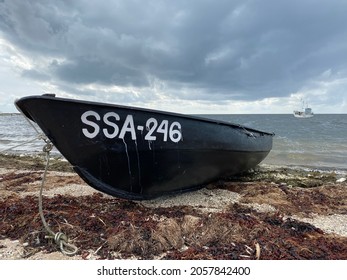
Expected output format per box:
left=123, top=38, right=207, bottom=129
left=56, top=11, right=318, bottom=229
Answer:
left=39, top=141, right=78, bottom=256
left=3, top=104, right=78, bottom=256
left=1, top=102, right=47, bottom=153
left=0, top=135, right=44, bottom=153
left=14, top=102, right=42, bottom=136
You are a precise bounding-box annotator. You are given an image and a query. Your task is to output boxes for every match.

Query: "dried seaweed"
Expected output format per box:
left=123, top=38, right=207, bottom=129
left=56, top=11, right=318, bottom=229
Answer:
left=1, top=160, right=347, bottom=259
left=1, top=192, right=347, bottom=259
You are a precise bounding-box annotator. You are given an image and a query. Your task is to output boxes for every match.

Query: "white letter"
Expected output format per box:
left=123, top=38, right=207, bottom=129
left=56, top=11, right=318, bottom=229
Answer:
left=81, top=111, right=100, bottom=139
left=119, top=115, right=136, bottom=140
left=103, top=112, right=120, bottom=138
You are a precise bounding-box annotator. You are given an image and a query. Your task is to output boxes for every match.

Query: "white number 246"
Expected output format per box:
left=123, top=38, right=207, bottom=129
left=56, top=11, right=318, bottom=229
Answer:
left=145, top=118, right=182, bottom=143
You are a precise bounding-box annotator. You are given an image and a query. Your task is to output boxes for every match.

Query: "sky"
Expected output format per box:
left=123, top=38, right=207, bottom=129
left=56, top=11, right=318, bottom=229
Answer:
left=0, top=0, right=347, bottom=114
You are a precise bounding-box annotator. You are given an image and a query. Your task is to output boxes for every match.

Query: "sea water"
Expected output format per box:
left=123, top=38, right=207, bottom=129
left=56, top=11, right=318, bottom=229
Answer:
left=1, top=113, right=346, bottom=171
left=203, top=114, right=347, bottom=171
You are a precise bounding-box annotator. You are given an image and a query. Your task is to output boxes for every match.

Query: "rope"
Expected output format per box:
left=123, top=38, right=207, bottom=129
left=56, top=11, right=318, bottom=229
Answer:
left=1, top=102, right=47, bottom=153
left=0, top=134, right=46, bottom=153
left=14, top=101, right=43, bottom=136
left=39, top=141, right=78, bottom=256
left=5, top=105, right=78, bottom=255
left=242, top=126, right=256, bottom=138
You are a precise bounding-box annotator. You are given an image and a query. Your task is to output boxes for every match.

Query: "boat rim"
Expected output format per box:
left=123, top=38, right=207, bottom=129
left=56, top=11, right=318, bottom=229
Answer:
left=16, top=94, right=275, bottom=136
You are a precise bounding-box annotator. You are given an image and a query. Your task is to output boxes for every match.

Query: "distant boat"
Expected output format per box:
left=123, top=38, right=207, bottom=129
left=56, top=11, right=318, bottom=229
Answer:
left=293, top=100, right=314, bottom=118
left=15, top=94, right=274, bottom=200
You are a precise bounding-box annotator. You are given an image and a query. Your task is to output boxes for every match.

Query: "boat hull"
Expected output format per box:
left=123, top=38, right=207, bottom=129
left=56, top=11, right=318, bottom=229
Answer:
left=293, top=115, right=314, bottom=118
left=16, top=95, right=273, bottom=200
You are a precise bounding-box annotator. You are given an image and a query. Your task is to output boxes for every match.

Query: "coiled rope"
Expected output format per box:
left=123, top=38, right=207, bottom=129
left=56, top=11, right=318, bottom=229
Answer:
left=2, top=102, right=78, bottom=256
left=39, top=140, right=78, bottom=256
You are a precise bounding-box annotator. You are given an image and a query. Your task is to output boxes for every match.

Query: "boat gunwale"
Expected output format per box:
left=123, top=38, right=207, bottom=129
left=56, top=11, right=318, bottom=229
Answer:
left=16, top=95, right=275, bottom=136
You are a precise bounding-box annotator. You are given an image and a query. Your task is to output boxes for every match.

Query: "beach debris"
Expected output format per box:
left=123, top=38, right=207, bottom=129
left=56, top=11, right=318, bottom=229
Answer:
left=1, top=191, right=347, bottom=260
left=1, top=161, right=347, bottom=260
left=255, top=242, right=261, bottom=260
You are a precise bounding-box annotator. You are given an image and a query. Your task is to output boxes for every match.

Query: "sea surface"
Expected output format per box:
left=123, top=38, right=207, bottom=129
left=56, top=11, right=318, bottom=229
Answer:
left=1, top=113, right=346, bottom=171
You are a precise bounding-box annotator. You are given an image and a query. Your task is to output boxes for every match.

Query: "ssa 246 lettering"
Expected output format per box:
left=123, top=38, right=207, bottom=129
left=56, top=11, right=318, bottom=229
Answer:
left=81, top=110, right=183, bottom=143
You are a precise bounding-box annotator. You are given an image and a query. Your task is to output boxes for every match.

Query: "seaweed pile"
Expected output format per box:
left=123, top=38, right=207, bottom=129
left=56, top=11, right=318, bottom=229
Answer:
left=1, top=191, right=346, bottom=259
left=1, top=155, right=347, bottom=259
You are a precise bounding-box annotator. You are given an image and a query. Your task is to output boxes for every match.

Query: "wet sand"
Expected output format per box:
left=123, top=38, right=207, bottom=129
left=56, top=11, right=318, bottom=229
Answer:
left=0, top=154, right=346, bottom=260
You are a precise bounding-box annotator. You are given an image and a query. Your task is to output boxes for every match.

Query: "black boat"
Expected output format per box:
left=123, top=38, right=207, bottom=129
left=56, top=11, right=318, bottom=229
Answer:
left=15, top=94, right=274, bottom=200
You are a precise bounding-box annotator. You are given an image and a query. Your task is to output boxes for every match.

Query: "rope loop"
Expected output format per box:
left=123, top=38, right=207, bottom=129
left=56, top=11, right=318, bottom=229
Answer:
left=45, top=232, right=78, bottom=256
left=54, top=232, right=68, bottom=244
left=10, top=105, right=79, bottom=256
left=42, top=142, right=53, bottom=153
left=55, top=232, right=78, bottom=256
left=39, top=142, right=79, bottom=256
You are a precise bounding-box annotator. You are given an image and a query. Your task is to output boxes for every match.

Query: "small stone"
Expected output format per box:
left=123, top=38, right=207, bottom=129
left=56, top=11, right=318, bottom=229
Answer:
left=336, top=178, right=346, bottom=183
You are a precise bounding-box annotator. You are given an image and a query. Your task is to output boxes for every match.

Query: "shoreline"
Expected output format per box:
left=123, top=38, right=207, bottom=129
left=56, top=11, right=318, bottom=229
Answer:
left=1, top=153, right=346, bottom=260
left=2, top=152, right=347, bottom=173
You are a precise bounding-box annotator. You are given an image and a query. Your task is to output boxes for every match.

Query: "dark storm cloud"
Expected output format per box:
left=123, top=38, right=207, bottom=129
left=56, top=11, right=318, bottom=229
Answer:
left=53, top=56, right=149, bottom=87
left=1, top=0, right=347, bottom=101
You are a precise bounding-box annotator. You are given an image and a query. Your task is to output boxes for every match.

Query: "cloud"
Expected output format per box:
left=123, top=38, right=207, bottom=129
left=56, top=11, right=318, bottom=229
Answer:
left=1, top=0, right=347, bottom=113
left=21, top=69, right=50, bottom=81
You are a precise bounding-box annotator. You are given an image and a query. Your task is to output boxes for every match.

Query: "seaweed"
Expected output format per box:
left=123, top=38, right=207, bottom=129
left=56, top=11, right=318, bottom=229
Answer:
left=1, top=163, right=347, bottom=259
left=1, top=192, right=346, bottom=259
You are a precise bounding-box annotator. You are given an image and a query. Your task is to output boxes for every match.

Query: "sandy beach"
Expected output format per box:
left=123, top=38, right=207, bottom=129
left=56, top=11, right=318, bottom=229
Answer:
left=0, top=153, right=346, bottom=260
